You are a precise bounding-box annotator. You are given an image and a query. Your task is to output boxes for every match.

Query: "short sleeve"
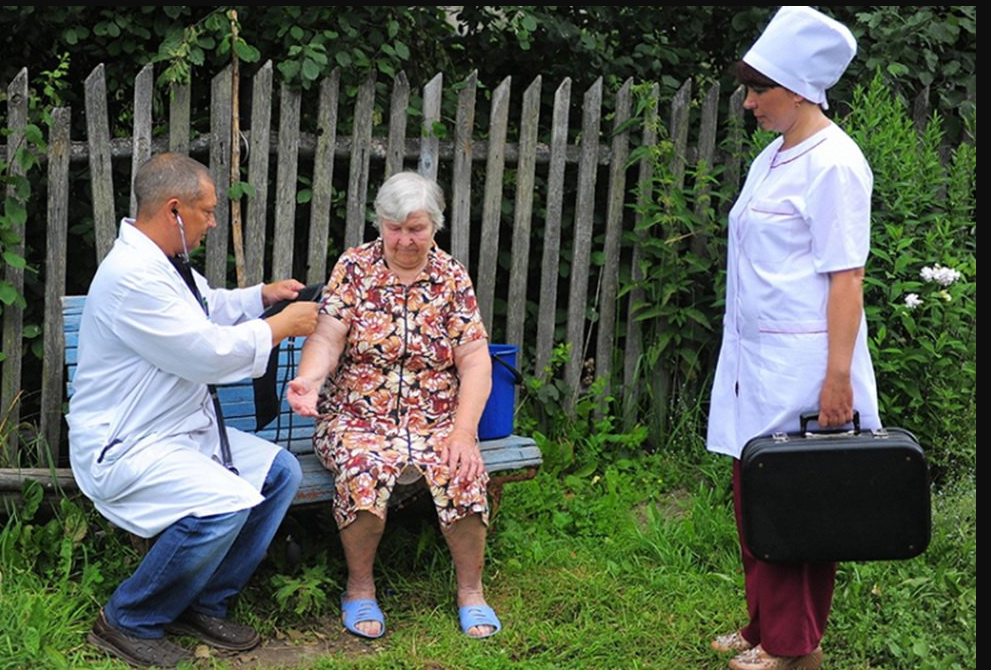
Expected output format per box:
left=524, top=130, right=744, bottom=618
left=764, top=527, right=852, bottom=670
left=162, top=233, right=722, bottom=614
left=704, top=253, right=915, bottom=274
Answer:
left=446, top=262, right=488, bottom=346
left=320, top=252, right=357, bottom=330
left=807, top=159, right=873, bottom=274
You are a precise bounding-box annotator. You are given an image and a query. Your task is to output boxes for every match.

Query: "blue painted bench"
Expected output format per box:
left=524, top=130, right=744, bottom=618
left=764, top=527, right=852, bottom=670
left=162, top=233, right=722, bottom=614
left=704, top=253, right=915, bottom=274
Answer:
left=62, top=296, right=542, bottom=513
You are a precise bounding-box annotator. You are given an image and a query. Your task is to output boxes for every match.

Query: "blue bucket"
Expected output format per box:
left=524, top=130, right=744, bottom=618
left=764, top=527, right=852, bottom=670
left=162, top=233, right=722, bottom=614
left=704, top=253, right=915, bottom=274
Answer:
left=478, top=344, right=522, bottom=440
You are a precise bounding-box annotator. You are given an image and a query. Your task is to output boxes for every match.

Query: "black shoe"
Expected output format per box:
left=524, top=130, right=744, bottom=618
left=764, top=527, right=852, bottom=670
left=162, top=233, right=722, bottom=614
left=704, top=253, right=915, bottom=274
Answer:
left=166, top=609, right=261, bottom=651
left=88, top=609, right=194, bottom=668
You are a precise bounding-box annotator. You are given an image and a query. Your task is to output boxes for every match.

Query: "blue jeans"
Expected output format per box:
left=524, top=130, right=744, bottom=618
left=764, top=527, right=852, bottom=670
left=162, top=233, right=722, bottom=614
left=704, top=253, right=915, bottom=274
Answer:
left=104, top=449, right=302, bottom=638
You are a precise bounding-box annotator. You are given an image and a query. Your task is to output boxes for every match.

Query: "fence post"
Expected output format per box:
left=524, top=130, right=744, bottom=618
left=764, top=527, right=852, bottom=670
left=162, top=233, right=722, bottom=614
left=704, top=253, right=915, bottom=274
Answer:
left=534, top=77, right=571, bottom=376
left=1, top=67, right=28, bottom=460
left=40, top=107, right=71, bottom=464
left=505, top=75, right=542, bottom=357
left=563, top=77, right=602, bottom=412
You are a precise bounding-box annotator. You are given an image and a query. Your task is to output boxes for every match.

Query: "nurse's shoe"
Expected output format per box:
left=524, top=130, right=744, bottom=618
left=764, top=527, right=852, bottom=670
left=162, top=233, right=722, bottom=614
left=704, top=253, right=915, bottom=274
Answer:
left=712, top=630, right=754, bottom=653
left=89, top=609, right=194, bottom=668
left=728, top=644, right=823, bottom=670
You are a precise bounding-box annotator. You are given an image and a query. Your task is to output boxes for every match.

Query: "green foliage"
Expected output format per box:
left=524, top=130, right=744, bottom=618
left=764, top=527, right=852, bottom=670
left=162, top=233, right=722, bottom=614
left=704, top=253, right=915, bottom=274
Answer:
left=844, top=72, right=976, bottom=481
left=270, top=558, right=339, bottom=618
left=0, top=482, right=111, bottom=668
left=517, top=342, right=648, bottom=478
left=845, top=6, right=976, bottom=141
left=620, top=83, right=733, bottom=447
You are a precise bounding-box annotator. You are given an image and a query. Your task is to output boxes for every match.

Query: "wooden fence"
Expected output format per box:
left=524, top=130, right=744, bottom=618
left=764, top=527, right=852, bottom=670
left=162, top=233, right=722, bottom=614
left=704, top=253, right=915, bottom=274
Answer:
left=0, top=61, right=938, bottom=468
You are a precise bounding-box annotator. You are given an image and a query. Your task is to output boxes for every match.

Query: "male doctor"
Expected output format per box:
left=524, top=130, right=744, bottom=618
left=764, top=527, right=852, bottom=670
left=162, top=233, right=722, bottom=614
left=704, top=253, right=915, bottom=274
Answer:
left=68, top=152, right=319, bottom=667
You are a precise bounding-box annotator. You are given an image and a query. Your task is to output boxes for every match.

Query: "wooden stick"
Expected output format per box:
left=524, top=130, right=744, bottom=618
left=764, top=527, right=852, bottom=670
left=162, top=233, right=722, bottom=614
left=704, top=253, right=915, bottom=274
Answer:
left=229, top=9, right=246, bottom=287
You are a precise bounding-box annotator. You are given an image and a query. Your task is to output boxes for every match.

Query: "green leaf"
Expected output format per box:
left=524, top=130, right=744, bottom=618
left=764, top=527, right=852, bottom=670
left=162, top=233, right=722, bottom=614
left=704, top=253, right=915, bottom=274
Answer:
left=0, top=280, right=18, bottom=305
left=3, top=250, right=26, bottom=268
left=234, top=39, right=260, bottom=62
left=302, top=58, right=321, bottom=82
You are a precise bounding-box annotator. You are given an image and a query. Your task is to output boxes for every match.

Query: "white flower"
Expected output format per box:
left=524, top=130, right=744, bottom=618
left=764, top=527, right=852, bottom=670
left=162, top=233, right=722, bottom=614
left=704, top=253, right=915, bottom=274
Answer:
left=904, top=293, right=923, bottom=309
left=939, top=290, right=952, bottom=302
left=920, top=264, right=963, bottom=287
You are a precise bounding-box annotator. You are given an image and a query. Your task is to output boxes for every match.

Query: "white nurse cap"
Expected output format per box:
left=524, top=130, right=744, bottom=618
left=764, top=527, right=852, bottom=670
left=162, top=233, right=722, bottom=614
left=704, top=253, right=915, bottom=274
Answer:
left=743, top=5, right=857, bottom=110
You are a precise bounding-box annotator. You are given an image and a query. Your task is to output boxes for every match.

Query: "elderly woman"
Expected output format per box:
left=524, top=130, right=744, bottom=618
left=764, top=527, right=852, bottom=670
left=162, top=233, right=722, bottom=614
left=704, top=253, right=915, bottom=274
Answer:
left=706, top=7, right=881, bottom=670
left=287, top=171, right=500, bottom=639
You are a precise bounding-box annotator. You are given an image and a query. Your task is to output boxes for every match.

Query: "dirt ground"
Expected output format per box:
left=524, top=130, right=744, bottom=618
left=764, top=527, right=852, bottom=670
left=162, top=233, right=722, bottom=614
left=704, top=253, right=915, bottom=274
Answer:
left=191, top=615, right=379, bottom=668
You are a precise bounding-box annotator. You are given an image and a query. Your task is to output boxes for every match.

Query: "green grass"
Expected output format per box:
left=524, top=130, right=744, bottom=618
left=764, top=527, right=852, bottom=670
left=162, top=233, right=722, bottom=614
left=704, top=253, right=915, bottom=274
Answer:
left=0, top=453, right=976, bottom=669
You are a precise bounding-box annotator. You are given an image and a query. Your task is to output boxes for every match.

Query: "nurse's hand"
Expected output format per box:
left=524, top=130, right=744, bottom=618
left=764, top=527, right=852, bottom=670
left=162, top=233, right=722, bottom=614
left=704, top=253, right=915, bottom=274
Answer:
left=287, top=377, right=320, bottom=417
left=818, top=372, right=854, bottom=428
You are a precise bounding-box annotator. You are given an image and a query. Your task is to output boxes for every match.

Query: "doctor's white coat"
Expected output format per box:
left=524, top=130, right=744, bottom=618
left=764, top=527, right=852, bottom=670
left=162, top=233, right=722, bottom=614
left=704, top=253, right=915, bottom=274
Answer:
left=68, top=220, right=281, bottom=538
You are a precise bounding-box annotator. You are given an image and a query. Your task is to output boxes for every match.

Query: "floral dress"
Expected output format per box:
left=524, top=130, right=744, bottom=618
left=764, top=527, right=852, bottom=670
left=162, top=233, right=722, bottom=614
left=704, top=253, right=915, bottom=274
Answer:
left=314, top=239, right=490, bottom=529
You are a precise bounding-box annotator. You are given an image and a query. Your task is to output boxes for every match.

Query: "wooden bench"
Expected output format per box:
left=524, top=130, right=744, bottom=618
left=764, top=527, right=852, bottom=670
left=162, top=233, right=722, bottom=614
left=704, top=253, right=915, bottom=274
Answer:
left=62, top=295, right=542, bottom=514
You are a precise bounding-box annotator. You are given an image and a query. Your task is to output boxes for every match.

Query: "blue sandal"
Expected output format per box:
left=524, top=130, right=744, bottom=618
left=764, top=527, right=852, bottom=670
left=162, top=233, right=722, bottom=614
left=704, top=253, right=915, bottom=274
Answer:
left=340, top=596, right=385, bottom=639
left=458, top=604, right=502, bottom=638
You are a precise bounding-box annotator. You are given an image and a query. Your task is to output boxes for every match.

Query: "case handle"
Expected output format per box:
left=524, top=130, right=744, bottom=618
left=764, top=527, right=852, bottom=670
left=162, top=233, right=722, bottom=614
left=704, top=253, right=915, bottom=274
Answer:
left=800, top=410, right=861, bottom=437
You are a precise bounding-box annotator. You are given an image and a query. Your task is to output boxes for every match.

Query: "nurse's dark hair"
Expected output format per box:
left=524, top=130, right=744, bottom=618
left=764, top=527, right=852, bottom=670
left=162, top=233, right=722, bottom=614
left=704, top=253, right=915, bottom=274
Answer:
left=736, top=60, right=781, bottom=89
left=134, top=152, right=214, bottom=217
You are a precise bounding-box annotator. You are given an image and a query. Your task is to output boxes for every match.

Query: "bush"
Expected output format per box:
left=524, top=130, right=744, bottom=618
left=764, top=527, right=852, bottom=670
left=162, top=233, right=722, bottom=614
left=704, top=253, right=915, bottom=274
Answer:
left=846, top=72, right=977, bottom=482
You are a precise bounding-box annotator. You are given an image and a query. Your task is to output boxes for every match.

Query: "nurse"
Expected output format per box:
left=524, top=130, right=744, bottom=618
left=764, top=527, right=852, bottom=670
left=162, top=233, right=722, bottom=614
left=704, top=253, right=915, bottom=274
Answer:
left=705, top=7, right=881, bottom=670
left=68, top=152, right=318, bottom=667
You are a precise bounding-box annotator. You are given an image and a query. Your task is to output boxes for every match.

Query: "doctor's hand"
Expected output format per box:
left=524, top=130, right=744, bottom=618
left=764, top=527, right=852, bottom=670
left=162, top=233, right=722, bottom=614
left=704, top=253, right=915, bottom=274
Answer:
left=262, top=278, right=306, bottom=307
left=287, top=377, right=320, bottom=417
left=266, top=302, right=318, bottom=346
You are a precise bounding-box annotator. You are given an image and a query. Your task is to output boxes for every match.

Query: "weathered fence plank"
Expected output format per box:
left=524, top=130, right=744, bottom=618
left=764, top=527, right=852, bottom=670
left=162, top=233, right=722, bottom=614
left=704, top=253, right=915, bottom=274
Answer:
left=594, top=77, right=633, bottom=398
left=1, top=68, right=28, bottom=458
left=722, top=85, right=747, bottom=218
left=419, top=73, right=442, bottom=182
left=647, top=78, right=693, bottom=431
left=534, top=77, right=571, bottom=376
left=306, top=70, right=340, bottom=286
left=343, top=74, right=376, bottom=253
left=169, top=83, right=191, bottom=155
left=385, top=71, right=410, bottom=180
left=622, top=83, right=660, bottom=428
left=40, top=107, right=71, bottom=462
left=563, top=78, right=602, bottom=410
left=505, top=75, right=541, bottom=355
left=129, top=63, right=154, bottom=218
left=476, top=76, right=511, bottom=329
left=206, top=66, right=233, bottom=286
left=690, top=82, right=720, bottom=259
left=245, top=61, right=273, bottom=287
left=84, top=64, right=116, bottom=264
left=450, top=71, right=477, bottom=268
left=271, top=82, right=301, bottom=282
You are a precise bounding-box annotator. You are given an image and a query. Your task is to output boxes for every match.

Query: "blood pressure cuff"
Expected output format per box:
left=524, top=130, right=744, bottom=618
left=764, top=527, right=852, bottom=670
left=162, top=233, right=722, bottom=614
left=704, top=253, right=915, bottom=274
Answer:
left=253, top=282, right=324, bottom=430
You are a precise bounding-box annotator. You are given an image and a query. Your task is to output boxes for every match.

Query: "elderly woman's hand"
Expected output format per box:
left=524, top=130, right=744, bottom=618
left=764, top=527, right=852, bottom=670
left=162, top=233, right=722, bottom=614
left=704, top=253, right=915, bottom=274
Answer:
left=438, top=428, right=485, bottom=481
left=287, top=377, right=320, bottom=417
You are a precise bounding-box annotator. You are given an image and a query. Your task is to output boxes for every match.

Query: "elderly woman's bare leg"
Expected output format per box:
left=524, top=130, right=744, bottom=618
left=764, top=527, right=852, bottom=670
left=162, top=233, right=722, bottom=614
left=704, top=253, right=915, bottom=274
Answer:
left=441, top=513, right=498, bottom=637
left=339, top=511, right=387, bottom=637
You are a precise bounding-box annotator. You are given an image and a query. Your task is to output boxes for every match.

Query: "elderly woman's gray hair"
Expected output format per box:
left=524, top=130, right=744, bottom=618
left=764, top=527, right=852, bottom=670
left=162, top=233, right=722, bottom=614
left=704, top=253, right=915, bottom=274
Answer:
left=373, top=171, right=446, bottom=232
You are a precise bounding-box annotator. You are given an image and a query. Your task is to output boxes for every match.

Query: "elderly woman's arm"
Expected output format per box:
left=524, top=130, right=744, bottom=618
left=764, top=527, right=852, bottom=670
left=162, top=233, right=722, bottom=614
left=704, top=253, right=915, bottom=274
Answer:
left=440, top=338, right=492, bottom=481
left=287, top=314, right=348, bottom=417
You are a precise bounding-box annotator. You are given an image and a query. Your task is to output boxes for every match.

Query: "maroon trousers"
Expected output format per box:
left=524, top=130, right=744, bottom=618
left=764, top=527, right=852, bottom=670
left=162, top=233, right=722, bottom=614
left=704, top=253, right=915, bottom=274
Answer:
left=732, top=459, right=836, bottom=656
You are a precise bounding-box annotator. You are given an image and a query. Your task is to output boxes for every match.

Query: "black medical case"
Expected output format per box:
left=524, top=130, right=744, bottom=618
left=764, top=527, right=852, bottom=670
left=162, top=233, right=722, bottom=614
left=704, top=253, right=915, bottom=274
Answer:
left=739, top=412, right=931, bottom=563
